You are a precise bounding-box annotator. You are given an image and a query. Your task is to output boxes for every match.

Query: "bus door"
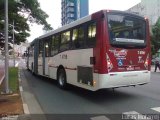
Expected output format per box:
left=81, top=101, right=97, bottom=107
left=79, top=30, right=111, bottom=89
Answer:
left=43, top=41, right=50, bottom=76
left=38, top=40, right=43, bottom=75
left=26, top=47, right=29, bottom=69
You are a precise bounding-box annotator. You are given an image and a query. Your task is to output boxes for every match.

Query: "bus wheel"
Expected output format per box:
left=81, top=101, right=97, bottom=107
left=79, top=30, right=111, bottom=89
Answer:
left=31, top=63, right=34, bottom=75
left=57, top=68, right=67, bottom=89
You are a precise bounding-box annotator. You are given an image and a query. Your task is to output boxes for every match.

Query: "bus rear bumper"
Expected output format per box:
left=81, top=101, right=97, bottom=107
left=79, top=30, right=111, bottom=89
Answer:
left=98, top=70, right=150, bottom=89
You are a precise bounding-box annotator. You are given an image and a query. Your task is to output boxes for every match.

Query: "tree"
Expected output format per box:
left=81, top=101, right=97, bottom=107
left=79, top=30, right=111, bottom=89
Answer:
left=151, top=17, right=160, bottom=55
left=0, top=0, right=52, bottom=49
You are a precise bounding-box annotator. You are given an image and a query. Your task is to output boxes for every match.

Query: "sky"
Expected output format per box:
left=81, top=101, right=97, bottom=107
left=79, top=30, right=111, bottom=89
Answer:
left=27, top=0, right=141, bottom=42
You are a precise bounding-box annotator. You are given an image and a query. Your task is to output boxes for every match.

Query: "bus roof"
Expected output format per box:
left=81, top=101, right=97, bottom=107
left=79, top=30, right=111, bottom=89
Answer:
left=31, top=10, right=145, bottom=43
left=37, top=15, right=92, bottom=40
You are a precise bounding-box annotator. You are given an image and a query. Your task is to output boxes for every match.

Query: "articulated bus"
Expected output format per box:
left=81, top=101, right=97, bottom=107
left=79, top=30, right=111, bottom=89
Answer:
left=27, top=10, right=151, bottom=91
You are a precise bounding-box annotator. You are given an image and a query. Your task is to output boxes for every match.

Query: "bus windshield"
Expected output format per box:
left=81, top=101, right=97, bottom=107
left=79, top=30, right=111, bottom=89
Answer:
left=107, top=13, right=146, bottom=48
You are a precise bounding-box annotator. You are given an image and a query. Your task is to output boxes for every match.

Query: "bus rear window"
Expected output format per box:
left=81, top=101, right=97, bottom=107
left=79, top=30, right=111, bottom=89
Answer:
left=107, top=13, right=146, bottom=47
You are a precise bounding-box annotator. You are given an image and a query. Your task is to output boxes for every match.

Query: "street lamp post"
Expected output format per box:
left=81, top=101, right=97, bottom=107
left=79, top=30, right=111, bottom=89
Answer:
left=4, top=0, right=10, bottom=93
left=12, top=21, right=15, bottom=67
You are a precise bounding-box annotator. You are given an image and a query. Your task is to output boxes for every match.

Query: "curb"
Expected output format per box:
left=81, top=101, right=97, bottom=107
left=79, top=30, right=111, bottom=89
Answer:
left=18, top=69, right=30, bottom=115
left=0, top=68, right=31, bottom=120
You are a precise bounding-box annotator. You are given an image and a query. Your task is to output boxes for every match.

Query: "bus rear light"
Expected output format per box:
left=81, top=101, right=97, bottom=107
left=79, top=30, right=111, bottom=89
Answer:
left=144, top=54, right=149, bottom=69
left=145, top=61, right=148, bottom=65
left=106, top=54, right=113, bottom=72
left=107, top=61, right=111, bottom=65
left=93, top=81, right=96, bottom=85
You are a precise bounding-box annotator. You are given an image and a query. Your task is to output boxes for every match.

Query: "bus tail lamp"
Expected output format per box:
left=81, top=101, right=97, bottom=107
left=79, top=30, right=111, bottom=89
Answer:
left=144, top=54, right=149, bottom=69
left=106, top=54, right=113, bottom=72
left=93, top=80, right=96, bottom=86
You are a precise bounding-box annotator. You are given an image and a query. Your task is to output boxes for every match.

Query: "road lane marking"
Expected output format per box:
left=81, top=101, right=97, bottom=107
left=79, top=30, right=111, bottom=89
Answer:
left=151, top=107, right=160, bottom=113
left=122, top=111, right=152, bottom=120
left=0, top=75, right=5, bottom=85
left=19, top=86, right=23, bottom=92
left=23, top=103, right=30, bottom=114
left=2, top=115, right=19, bottom=120
left=90, top=116, right=110, bottom=120
left=15, top=62, right=19, bottom=67
left=19, top=78, right=21, bottom=82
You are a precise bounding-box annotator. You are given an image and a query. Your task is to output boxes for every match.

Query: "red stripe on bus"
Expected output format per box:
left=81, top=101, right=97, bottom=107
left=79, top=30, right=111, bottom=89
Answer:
left=49, top=65, right=58, bottom=68
left=65, top=67, right=77, bottom=70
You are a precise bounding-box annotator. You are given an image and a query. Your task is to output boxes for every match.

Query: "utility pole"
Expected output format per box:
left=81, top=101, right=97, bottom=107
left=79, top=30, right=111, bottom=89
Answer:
left=4, top=0, right=9, bottom=93
left=13, top=20, right=15, bottom=67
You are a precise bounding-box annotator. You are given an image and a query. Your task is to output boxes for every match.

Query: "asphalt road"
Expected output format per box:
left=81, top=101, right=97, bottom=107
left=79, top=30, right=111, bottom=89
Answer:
left=19, top=59, right=160, bottom=120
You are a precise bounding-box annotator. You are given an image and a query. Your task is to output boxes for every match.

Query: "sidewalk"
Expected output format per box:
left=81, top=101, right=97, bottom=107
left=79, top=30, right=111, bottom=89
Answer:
left=151, top=65, right=160, bottom=72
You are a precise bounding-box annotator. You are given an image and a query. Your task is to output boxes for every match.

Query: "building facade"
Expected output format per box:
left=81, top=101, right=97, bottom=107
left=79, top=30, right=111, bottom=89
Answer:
left=61, top=0, right=89, bottom=26
left=13, top=42, right=29, bottom=57
left=128, top=0, right=160, bottom=26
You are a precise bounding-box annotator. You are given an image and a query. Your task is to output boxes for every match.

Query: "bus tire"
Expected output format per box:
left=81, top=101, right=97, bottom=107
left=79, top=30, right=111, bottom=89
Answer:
left=31, top=63, right=34, bottom=75
left=57, top=68, right=67, bottom=89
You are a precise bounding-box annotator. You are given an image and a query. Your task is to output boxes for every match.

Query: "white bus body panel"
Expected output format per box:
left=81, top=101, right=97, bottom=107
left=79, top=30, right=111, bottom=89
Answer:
left=38, top=57, right=43, bottom=75
left=98, top=71, right=150, bottom=89
left=47, top=48, right=150, bottom=91
left=48, top=49, right=96, bottom=90
left=45, top=57, right=49, bottom=76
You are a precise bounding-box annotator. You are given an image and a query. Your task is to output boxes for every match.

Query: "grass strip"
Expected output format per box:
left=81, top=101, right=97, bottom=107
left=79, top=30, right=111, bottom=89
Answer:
left=9, top=67, right=19, bottom=93
left=0, top=67, right=19, bottom=93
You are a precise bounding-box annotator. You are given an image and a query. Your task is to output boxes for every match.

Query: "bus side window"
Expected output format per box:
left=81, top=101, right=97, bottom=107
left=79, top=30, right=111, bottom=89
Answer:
left=78, top=27, right=84, bottom=48
left=39, top=40, right=43, bottom=57
left=51, top=35, right=59, bottom=56
left=72, top=27, right=84, bottom=49
left=60, top=31, right=70, bottom=52
left=31, top=46, right=34, bottom=57
left=87, top=22, right=96, bottom=47
left=72, top=29, right=79, bottom=48
left=44, top=40, right=50, bottom=57
left=51, top=36, right=55, bottom=56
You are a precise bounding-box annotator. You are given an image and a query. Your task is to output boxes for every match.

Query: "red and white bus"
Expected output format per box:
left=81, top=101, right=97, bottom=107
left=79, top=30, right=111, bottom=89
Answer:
left=27, top=10, right=151, bottom=91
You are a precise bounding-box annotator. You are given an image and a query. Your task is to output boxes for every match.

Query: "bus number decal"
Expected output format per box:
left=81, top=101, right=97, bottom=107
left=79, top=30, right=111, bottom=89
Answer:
left=61, top=54, right=67, bottom=59
left=138, top=51, right=145, bottom=55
